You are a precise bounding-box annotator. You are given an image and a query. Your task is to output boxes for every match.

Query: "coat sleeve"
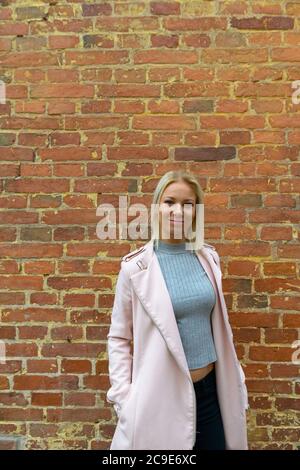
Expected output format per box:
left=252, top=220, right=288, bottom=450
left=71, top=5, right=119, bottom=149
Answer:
left=212, top=248, right=250, bottom=410
left=106, top=262, right=133, bottom=417
left=211, top=248, right=231, bottom=326
left=238, top=362, right=250, bottom=410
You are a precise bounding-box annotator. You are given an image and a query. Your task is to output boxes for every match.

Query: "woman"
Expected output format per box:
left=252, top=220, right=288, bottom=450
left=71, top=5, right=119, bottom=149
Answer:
left=106, top=170, right=249, bottom=450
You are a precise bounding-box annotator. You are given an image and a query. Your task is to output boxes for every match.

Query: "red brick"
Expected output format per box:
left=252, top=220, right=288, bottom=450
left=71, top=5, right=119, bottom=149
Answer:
left=0, top=3, right=299, bottom=452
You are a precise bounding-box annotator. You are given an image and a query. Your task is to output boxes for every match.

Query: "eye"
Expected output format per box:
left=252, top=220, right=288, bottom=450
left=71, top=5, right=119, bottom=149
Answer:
left=164, top=200, right=173, bottom=205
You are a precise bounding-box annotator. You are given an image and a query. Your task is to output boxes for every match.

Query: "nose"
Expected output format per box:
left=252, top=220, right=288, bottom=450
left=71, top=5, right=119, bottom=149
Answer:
left=171, top=203, right=183, bottom=216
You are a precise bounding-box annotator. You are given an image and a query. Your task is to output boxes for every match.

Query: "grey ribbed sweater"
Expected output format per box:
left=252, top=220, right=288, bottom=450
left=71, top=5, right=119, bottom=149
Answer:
left=154, top=240, right=217, bottom=369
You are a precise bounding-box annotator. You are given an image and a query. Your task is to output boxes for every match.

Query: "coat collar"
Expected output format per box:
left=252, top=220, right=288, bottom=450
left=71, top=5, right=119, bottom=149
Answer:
left=129, top=239, right=224, bottom=384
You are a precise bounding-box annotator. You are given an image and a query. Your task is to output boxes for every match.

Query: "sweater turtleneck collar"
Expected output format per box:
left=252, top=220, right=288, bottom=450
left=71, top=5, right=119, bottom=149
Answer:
left=154, top=239, right=189, bottom=254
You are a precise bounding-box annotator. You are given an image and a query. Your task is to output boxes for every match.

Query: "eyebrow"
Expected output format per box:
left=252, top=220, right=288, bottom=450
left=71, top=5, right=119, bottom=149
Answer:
left=164, top=197, right=195, bottom=202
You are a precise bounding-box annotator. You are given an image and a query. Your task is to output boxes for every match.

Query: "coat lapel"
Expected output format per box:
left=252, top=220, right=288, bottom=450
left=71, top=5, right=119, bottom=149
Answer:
left=130, top=240, right=226, bottom=383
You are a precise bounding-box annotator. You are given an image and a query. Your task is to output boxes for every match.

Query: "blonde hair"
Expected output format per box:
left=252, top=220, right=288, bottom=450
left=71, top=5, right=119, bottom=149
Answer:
left=150, top=170, right=205, bottom=253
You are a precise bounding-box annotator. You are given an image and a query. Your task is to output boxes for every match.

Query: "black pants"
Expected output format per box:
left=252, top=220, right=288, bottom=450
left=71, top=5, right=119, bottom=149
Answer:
left=192, top=367, right=226, bottom=450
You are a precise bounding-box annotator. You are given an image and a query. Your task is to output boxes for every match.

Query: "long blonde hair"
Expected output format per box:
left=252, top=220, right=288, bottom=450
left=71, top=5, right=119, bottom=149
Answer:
left=150, top=170, right=205, bottom=252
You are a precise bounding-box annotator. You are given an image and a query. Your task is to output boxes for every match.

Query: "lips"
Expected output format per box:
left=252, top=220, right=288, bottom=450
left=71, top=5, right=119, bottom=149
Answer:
left=170, top=219, right=184, bottom=223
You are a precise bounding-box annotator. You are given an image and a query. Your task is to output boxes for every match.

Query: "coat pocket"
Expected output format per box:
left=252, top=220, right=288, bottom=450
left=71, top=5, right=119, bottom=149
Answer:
left=238, top=362, right=249, bottom=410
left=119, top=383, right=134, bottom=417
left=111, top=383, right=138, bottom=449
left=107, top=382, right=132, bottom=418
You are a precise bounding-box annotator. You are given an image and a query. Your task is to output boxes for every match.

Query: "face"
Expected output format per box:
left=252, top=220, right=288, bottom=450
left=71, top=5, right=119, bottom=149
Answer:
left=158, top=180, right=197, bottom=243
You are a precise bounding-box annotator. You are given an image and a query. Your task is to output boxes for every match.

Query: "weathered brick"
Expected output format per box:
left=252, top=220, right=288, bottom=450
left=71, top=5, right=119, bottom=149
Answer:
left=174, top=146, right=236, bottom=161
left=0, top=0, right=298, bottom=452
left=231, top=16, right=294, bottom=30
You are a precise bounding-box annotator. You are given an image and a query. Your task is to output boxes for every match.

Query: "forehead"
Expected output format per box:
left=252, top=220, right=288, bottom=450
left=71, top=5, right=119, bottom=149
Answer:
left=162, top=181, right=196, bottom=199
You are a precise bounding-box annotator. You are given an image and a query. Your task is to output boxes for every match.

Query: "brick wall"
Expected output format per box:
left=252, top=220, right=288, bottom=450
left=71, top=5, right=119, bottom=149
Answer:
left=0, top=0, right=299, bottom=450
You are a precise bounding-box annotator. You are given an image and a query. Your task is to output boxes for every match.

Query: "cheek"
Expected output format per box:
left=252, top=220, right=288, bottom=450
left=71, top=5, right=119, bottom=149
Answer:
left=183, top=206, right=195, bottom=220
left=159, top=205, right=171, bottom=217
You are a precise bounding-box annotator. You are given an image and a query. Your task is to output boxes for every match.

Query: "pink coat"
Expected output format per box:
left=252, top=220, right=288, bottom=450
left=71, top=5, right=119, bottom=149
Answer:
left=106, top=239, right=249, bottom=450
